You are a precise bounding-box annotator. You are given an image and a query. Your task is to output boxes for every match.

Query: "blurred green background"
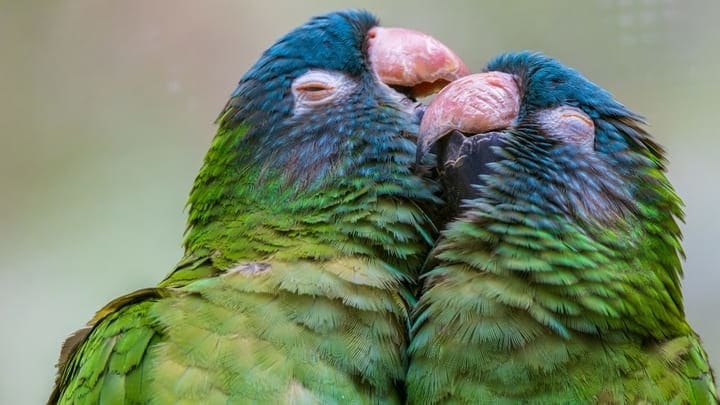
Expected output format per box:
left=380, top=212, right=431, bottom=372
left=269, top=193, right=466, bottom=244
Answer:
left=2, top=1, right=718, bottom=402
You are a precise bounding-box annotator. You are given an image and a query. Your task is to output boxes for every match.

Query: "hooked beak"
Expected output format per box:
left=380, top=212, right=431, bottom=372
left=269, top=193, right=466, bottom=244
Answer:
left=367, top=27, right=469, bottom=98
left=416, top=71, right=521, bottom=163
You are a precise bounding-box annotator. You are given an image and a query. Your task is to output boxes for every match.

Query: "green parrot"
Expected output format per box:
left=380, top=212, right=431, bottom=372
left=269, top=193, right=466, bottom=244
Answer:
left=49, top=10, right=469, bottom=404
left=407, top=52, right=718, bottom=404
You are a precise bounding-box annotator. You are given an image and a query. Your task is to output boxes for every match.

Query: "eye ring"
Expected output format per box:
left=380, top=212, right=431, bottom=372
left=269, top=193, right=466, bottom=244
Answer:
left=535, top=105, right=595, bottom=151
left=291, top=70, right=357, bottom=110
left=559, top=109, right=594, bottom=129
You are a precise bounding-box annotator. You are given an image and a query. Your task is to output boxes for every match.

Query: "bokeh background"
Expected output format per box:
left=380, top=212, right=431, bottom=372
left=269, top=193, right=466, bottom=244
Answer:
left=2, top=0, right=718, bottom=402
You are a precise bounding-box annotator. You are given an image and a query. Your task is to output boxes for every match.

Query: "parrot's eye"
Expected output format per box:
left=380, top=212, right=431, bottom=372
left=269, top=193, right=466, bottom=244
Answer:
left=535, top=106, right=595, bottom=151
left=295, top=82, right=334, bottom=99
left=292, top=70, right=357, bottom=113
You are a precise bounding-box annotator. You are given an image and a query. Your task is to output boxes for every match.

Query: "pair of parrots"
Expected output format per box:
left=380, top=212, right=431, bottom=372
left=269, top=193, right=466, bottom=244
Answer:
left=49, top=9, right=717, bottom=404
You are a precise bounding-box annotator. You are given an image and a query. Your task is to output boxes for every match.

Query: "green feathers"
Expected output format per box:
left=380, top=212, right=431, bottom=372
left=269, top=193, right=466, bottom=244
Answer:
left=50, top=10, right=452, bottom=404
left=406, top=52, right=718, bottom=403
left=52, top=258, right=412, bottom=403
left=50, top=289, right=164, bottom=404
left=50, top=13, right=716, bottom=404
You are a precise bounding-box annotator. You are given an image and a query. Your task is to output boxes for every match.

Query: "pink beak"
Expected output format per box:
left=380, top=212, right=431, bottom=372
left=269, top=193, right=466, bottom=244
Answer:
left=367, top=27, right=469, bottom=98
left=417, top=71, right=521, bottom=158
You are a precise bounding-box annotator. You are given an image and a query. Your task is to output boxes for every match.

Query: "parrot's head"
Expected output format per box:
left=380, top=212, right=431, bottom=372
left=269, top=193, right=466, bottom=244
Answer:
left=185, top=10, right=468, bottom=265
left=417, top=51, right=687, bottom=338
left=418, top=51, right=671, bottom=226
left=211, top=10, right=468, bottom=189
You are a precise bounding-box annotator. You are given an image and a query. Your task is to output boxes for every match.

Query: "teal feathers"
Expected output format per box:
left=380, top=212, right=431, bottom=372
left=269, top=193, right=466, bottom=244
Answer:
left=49, top=10, right=454, bottom=403
left=407, top=52, right=718, bottom=403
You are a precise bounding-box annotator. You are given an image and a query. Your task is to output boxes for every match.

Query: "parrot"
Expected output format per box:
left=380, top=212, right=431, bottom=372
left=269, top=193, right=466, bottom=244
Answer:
left=48, top=10, right=469, bottom=404
left=406, top=51, right=718, bottom=404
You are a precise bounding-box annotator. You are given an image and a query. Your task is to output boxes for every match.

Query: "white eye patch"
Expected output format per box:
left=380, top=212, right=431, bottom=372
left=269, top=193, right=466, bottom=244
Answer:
left=291, top=70, right=358, bottom=115
left=535, top=106, right=595, bottom=151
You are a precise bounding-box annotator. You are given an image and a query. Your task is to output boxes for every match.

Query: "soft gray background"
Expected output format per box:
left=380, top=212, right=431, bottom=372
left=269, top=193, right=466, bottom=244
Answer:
left=2, top=1, right=718, bottom=403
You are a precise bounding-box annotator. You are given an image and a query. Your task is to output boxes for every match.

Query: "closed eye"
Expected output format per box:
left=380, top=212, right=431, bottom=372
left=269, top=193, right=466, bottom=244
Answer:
left=535, top=106, right=595, bottom=151
left=291, top=70, right=356, bottom=110
left=296, top=83, right=334, bottom=92
left=560, top=109, right=593, bottom=129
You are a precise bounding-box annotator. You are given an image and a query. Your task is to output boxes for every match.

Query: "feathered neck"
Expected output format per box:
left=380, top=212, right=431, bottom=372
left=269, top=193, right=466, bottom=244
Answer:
left=433, top=114, right=689, bottom=344
left=180, top=84, right=437, bottom=273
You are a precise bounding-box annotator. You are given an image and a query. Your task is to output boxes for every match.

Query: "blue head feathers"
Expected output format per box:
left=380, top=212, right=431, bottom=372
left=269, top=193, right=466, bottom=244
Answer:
left=486, top=51, right=634, bottom=121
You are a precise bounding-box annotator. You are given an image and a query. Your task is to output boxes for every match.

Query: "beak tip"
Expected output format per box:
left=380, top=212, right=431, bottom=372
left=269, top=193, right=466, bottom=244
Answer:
left=415, top=72, right=521, bottom=165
